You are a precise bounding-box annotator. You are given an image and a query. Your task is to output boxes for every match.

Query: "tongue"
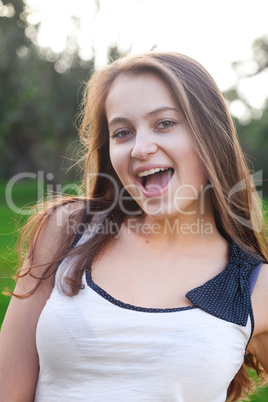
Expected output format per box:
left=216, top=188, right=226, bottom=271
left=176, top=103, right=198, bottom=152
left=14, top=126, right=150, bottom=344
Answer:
left=145, top=170, right=172, bottom=192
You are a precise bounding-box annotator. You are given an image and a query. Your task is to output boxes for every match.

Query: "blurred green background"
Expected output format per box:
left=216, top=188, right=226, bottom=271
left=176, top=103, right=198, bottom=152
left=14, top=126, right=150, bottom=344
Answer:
left=0, top=0, right=268, bottom=400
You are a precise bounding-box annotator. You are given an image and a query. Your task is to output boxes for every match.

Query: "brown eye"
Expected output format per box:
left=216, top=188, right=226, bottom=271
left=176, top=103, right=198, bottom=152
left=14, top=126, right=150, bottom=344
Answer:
left=111, top=129, right=132, bottom=139
left=157, top=120, right=176, bottom=130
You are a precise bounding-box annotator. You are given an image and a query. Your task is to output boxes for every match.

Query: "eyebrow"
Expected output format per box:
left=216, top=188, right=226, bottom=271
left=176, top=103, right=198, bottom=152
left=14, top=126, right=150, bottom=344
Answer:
left=108, top=106, right=180, bottom=127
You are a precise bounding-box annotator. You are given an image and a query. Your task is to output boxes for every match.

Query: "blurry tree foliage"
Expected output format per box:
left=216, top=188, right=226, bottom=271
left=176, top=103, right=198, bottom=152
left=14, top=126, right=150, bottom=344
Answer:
left=233, top=36, right=268, bottom=78
left=0, top=0, right=94, bottom=184
left=224, top=36, right=268, bottom=195
left=224, top=36, right=268, bottom=117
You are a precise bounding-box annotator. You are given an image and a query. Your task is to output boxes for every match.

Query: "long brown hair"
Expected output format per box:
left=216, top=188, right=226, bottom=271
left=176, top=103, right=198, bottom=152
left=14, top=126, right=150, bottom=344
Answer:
left=10, top=51, right=268, bottom=400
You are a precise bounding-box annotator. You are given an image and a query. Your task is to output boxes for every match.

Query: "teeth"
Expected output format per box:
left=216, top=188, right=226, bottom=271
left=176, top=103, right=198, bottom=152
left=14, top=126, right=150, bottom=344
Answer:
left=138, top=167, right=169, bottom=177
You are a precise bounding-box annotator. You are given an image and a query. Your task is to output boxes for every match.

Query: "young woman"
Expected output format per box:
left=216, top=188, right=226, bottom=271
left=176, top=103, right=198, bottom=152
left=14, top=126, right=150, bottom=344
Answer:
left=0, top=52, right=267, bottom=402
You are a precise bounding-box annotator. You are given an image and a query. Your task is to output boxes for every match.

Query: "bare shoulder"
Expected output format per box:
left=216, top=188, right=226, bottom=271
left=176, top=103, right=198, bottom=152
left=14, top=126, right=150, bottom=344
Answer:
left=4, top=198, right=86, bottom=316
left=251, top=263, right=268, bottom=332
left=17, top=199, right=86, bottom=293
left=248, top=263, right=268, bottom=372
left=31, top=200, right=86, bottom=264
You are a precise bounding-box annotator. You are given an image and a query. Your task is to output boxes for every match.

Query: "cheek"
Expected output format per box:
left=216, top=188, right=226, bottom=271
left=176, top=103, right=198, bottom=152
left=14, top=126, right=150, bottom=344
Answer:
left=177, top=141, right=207, bottom=185
left=109, top=146, right=128, bottom=182
left=109, top=144, right=118, bottom=171
left=188, top=151, right=207, bottom=185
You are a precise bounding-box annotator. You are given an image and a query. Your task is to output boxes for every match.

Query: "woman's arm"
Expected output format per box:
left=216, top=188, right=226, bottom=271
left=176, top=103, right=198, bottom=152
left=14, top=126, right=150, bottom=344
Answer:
left=0, top=272, right=54, bottom=401
left=248, top=263, right=268, bottom=372
left=0, top=203, right=79, bottom=401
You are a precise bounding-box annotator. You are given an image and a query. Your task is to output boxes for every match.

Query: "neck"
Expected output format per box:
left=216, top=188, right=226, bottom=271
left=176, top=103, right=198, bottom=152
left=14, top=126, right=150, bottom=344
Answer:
left=124, top=196, right=220, bottom=249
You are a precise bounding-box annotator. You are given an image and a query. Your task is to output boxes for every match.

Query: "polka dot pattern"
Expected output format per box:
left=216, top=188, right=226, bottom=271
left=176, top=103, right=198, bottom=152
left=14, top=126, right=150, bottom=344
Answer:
left=186, top=240, right=263, bottom=327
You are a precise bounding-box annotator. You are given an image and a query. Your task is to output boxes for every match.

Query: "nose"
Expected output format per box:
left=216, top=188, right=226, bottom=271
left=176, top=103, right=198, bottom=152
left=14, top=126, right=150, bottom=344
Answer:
left=131, top=130, right=158, bottom=160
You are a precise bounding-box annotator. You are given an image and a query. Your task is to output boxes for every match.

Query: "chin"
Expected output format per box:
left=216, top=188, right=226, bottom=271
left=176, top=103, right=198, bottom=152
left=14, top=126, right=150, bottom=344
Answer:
left=141, top=204, right=180, bottom=220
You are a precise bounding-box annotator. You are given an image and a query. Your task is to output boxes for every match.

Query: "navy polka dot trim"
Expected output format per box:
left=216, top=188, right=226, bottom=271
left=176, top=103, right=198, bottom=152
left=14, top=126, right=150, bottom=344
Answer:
left=85, top=267, right=196, bottom=313
left=186, top=240, right=263, bottom=327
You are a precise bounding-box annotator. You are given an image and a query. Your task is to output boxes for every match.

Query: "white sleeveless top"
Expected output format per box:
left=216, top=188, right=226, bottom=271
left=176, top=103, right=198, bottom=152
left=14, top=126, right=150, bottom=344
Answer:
left=34, top=230, right=262, bottom=402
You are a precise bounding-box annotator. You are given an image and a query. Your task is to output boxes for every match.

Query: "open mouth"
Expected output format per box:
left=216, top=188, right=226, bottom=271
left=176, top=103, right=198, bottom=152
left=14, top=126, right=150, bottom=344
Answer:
left=137, top=167, right=174, bottom=193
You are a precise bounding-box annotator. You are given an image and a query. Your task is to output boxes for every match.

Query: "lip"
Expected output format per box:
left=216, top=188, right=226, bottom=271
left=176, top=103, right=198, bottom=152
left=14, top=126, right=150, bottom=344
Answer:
left=132, top=164, right=174, bottom=198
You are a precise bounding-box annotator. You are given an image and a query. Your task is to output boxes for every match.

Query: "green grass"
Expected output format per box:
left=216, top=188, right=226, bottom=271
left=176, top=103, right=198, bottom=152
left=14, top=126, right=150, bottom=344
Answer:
left=0, top=181, right=268, bottom=400
left=246, top=385, right=268, bottom=402
left=0, top=180, right=39, bottom=323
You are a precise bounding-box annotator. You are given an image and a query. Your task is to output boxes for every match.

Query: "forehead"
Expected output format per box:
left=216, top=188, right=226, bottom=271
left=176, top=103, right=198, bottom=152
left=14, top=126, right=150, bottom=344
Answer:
left=105, top=73, right=178, bottom=121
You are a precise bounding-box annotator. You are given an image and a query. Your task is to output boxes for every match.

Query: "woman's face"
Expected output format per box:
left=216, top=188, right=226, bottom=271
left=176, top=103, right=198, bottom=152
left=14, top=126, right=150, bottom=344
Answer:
left=105, top=73, right=208, bottom=218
